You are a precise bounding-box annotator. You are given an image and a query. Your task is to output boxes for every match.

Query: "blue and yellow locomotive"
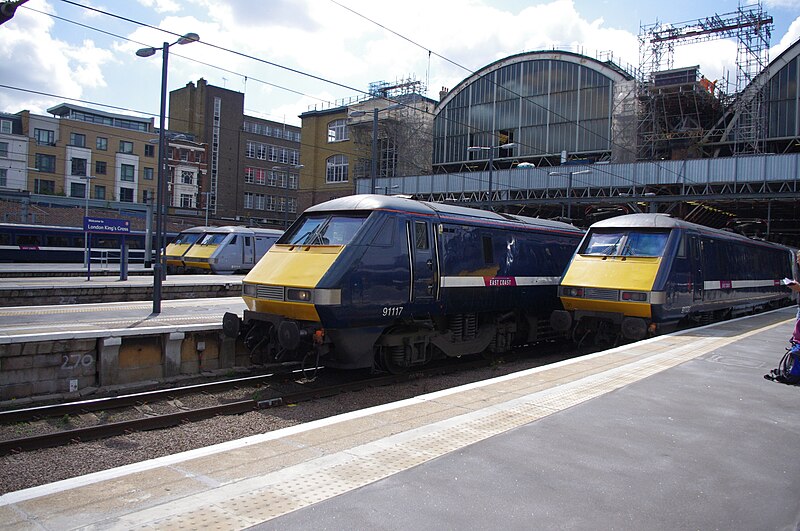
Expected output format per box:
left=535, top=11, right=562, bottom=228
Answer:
left=550, top=213, right=795, bottom=344
left=223, top=195, right=583, bottom=371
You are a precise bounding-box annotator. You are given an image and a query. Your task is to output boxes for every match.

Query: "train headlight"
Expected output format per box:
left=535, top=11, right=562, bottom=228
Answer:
left=243, top=283, right=257, bottom=297
left=621, top=291, right=648, bottom=302
left=561, top=286, right=584, bottom=298
left=286, top=288, right=313, bottom=302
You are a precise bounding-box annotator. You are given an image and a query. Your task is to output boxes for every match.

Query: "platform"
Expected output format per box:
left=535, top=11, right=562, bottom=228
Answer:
left=1, top=308, right=799, bottom=530
left=0, top=265, right=242, bottom=306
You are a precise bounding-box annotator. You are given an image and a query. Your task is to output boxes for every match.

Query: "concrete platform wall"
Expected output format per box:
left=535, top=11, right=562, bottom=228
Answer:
left=0, top=331, right=248, bottom=402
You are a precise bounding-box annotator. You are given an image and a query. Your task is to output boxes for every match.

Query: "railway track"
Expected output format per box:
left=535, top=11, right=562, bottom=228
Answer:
left=0, top=355, right=519, bottom=456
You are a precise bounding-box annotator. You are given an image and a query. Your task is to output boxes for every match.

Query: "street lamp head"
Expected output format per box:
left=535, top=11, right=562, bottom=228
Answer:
left=500, top=142, right=518, bottom=149
left=135, top=47, right=157, bottom=58
left=176, top=32, right=200, bottom=45
left=348, top=110, right=367, bottom=118
left=467, top=146, right=490, bottom=152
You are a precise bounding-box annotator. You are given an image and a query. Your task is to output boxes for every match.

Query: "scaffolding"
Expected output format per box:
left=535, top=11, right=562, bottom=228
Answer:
left=637, top=1, right=773, bottom=158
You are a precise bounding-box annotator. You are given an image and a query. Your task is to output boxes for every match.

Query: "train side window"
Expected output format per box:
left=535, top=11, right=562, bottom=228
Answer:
left=17, top=235, right=42, bottom=245
left=482, top=235, right=494, bottom=264
left=0, top=233, right=9, bottom=245
left=46, top=236, right=70, bottom=246
left=676, top=234, right=686, bottom=258
left=371, top=217, right=395, bottom=246
left=414, top=221, right=428, bottom=249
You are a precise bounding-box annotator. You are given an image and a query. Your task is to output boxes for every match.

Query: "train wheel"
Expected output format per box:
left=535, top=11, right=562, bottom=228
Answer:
left=378, top=345, right=409, bottom=374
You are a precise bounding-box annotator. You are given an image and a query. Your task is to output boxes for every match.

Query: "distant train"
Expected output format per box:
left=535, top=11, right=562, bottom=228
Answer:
left=179, top=226, right=283, bottom=274
left=0, top=222, right=174, bottom=264
left=223, top=194, right=584, bottom=372
left=549, top=213, right=796, bottom=345
left=165, top=226, right=209, bottom=273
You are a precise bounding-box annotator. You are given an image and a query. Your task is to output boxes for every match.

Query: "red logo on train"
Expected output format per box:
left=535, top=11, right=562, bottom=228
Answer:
left=484, top=276, right=516, bottom=287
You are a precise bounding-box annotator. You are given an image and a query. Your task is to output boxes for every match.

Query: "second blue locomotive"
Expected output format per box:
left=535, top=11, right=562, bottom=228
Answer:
left=223, top=194, right=583, bottom=371
left=550, top=213, right=796, bottom=344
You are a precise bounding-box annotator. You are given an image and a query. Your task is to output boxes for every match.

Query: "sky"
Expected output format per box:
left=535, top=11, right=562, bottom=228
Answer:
left=1, top=0, right=799, bottom=128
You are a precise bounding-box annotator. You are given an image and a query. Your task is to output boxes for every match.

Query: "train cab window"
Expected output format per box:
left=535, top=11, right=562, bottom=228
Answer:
left=243, top=236, right=251, bottom=247
left=286, top=214, right=367, bottom=245
left=620, top=231, right=669, bottom=257
left=174, top=232, right=203, bottom=245
left=582, top=232, right=624, bottom=255
left=414, top=221, right=428, bottom=250
left=199, top=234, right=227, bottom=245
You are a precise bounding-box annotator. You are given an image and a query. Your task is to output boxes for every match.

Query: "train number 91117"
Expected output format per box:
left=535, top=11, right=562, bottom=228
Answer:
left=382, top=306, right=404, bottom=317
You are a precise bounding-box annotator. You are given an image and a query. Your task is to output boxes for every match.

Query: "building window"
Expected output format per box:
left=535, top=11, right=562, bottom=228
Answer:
left=95, top=185, right=106, bottom=200
left=180, top=150, right=189, bottom=162
left=71, top=158, right=87, bottom=176
left=0, top=142, right=7, bottom=158
left=0, top=168, right=7, bottom=187
left=34, top=178, right=55, bottom=194
left=95, top=161, right=107, bottom=175
left=142, top=189, right=151, bottom=203
left=268, top=170, right=278, bottom=187
left=119, top=187, right=134, bottom=202
left=145, top=144, right=154, bottom=157
left=244, top=192, right=254, bottom=209
left=96, top=136, right=108, bottom=151
left=34, top=128, right=55, bottom=146
left=70, top=181, right=87, bottom=198
left=69, top=133, right=86, bottom=147
left=35, top=153, right=56, bottom=173
left=0, top=119, right=11, bottom=134
left=254, top=193, right=265, bottom=210
left=119, top=140, right=133, bottom=154
left=254, top=168, right=266, bottom=185
left=143, top=167, right=153, bottom=180
left=327, top=119, right=348, bottom=142
left=120, top=163, right=135, bottom=182
left=245, top=167, right=254, bottom=184
left=289, top=173, right=298, bottom=190
left=326, top=154, right=349, bottom=183
left=265, top=195, right=275, bottom=211
left=180, top=194, right=193, bottom=208
left=181, top=170, right=194, bottom=184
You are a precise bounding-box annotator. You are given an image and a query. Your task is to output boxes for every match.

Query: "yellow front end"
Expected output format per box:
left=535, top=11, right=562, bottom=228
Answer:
left=242, top=244, right=344, bottom=322
left=182, top=244, right=218, bottom=270
left=165, top=243, right=193, bottom=267
left=560, top=255, right=661, bottom=318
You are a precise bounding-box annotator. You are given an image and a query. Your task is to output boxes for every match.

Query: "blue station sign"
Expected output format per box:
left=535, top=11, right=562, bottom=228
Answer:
left=83, top=216, right=131, bottom=234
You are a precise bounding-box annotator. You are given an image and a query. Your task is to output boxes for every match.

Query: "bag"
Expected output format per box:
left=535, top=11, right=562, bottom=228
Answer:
left=765, top=342, right=800, bottom=384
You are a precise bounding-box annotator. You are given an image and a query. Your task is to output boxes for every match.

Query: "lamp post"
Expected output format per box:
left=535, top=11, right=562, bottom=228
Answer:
left=467, top=142, right=517, bottom=209
left=136, top=32, right=199, bottom=314
left=81, top=174, right=94, bottom=267
left=348, top=104, right=401, bottom=194
left=548, top=169, right=591, bottom=219
left=200, top=191, right=212, bottom=225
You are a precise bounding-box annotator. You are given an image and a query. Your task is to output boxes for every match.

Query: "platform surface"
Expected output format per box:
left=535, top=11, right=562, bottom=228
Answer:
left=1, top=308, right=798, bottom=530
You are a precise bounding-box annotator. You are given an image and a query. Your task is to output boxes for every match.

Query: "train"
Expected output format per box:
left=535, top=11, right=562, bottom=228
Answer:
left=180, top=226, right=283, bottom=274
left=165, top=226, right=209, bottom=273
left=0, top=222, right=174, bottom=264
left=222, top=194, right=584, bottom=372
left=549, top=213, right=796, bottom=346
